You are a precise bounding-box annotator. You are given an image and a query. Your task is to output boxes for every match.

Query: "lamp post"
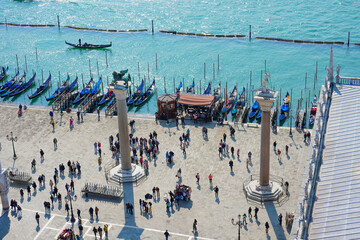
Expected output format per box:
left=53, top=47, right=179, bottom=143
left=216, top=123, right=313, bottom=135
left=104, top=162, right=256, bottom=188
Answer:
left=231, top=214, right=243, bottom=240
left=66, top=191, right=77, bottom=223
left=6, top=132, right=18, bottom=160
left=289, top=110, right=293, bottom=136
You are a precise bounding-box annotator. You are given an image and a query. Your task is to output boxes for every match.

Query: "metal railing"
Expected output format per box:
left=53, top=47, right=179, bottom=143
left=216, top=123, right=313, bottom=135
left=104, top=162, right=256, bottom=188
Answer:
left=82, top=182, right=122, bottom=198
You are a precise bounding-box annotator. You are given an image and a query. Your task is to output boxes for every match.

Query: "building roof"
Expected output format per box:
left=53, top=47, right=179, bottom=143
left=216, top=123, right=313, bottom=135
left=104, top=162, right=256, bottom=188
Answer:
left=178, top=93, right=214, bottom=106
left=309, top=84, right=360, bottom=239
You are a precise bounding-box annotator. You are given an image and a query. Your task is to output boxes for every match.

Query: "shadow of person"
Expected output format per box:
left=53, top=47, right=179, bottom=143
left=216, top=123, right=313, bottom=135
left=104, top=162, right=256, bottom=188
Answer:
left=197, top=184, right=201, bottom=190
left=215, top=198, right=220, bottom=204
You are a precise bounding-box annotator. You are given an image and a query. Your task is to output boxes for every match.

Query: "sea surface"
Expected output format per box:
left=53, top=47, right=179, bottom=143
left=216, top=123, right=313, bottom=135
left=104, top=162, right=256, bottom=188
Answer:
left=0, top=0, right=359, bottom=125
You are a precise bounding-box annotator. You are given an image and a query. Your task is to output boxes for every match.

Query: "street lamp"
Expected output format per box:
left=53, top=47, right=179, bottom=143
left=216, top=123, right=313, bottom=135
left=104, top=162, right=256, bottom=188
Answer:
left=289, top=110, right=293, bottom=136
left=66, top=191, right=77, bottom=223
left=231, top=214, right=243, bottom=240
left=6, top=132, right=18, bottom=160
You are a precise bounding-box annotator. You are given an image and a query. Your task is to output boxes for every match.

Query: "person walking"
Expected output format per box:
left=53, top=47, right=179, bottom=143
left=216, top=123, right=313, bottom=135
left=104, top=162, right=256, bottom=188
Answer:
left=192, top=219, right=198, bottom=233
left=93, top=227, right=97, bottom=238
left=98, top=226, right=103, bottom=238
left=278, top=213, right=283, bottom=226
left=89, top=207, right=94, bottom=218
left=248, top=207, right=252, bottom=218
left=254, top=206, right=259, bottom=219
left=27, top=185, right=31, bottom=197
left=35, top=212, right=40, bottom=226
left=273, top=141, right=277, bottom=151
left=53, top=138, right=57, bottom=148
left=51, top=119, right=55, bottom=131
left=246, top=158, right=250, bottom=170
left=77, top=209, right=81, bottom=219
left=65, top=203, right=70, bottom=215
left=285, top=145, right=289, bottom=155
left=214, top=186, right=219, bottom=198
left=237, top=149, right=240, bottom=159
left=98, top=148, right=102, bottom=158
left=277, top=149, right=282, bottom=160
left=242, top=213, right=247, bottom=225
left=95, top=206, right=99, bottom=219
left=104, top=224, right=109, bottom=238
left=40, top=149, right=44, bottom=161
left=208, top=174, right=213, bottom=185
left=196, top=173, right=200, bottom=184
left=164, top=230, right=170, bottom=240
left=229, top=159, right=233, bottom=172
left=79, top=224, right=83, bottom=236
left=265, top=222, right=270, bottom=233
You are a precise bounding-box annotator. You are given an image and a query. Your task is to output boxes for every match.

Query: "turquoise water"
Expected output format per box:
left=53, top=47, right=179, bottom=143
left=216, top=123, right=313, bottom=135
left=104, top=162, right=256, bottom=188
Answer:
left=0, top=0, right=360, bottom=123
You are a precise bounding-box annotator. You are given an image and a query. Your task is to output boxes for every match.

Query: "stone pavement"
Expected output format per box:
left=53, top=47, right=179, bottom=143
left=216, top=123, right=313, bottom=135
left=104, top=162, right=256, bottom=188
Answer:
left=0, top=105, right=310, bottom=239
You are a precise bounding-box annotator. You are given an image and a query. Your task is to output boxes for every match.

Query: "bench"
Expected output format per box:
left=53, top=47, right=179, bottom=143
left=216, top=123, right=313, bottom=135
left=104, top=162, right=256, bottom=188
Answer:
left=81, top=183, right=123, bottom=198
left=8, top=170, right=32, bottom=183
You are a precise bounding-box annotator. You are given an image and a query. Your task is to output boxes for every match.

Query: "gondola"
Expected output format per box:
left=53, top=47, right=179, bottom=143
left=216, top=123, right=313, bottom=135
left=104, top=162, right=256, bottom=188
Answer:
left=127, top=80, right=144, bottom=105
left=1, top=73, right=26, bottom=98
left=72, top=78, right=95, bottom=105
left=213, top=83, right=221, bottom=102
left=222, top=86, right=237, bottom=113
left=66, top=76, right=78, bottom=93
left=232, top=87, right=246, bottom=115
left=97, top=90, right=114, bottom=106
left=175, top=82, right=183, bottom=99
left=46, top=75, right=70, bottom=101
left=186, top=80, right=195, bottom=93
left=0, top=72, right=20, bottom=94
left=65, top=41, right=112, bottom=49
left=256, top=111, right=262, bottom=120
left=249, top=101, right=260, bottom=119
left=9, top=72, right=36, bottom=97
left=279, top=92, right=290, bottom=121
left=0, top=66, right=9, bottom=82
left=29, top=73, right=51, bottom=99
left=309, top=95, right=318, bottom=126
left=203, top=83, right=211, bottom=95
left=134, top=80, right=156, bottom=107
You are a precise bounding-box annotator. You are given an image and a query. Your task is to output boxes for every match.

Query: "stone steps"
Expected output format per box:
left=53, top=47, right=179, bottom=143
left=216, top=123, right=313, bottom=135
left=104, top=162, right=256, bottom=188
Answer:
left=244, top=180, right=284, bottom=202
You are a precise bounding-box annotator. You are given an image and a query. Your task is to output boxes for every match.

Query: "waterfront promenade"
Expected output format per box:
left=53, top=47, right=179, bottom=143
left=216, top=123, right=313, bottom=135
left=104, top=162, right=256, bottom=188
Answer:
left=0, top=104, right=310, bottom=239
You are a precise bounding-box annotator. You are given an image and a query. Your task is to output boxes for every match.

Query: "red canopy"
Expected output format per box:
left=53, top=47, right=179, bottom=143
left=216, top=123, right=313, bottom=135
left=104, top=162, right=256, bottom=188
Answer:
left=178, top=93, right=214, bottom=106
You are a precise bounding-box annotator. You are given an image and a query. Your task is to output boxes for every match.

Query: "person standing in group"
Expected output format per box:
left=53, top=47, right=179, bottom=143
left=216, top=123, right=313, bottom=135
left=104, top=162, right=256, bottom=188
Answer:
left=254, top=206, right=259, bottom=219
left=104, top=224, right=109, bottom=238
left=93, top=227, right=97, bottom=238
left=98, top=226, right=102, bottom=238
left=35, top=212, right=40, bottom=226
left=248, top=207, right=252, bottom=218
left=242, top=213, right=247, bottom=225
left=95, top=206, right=99, bottom=219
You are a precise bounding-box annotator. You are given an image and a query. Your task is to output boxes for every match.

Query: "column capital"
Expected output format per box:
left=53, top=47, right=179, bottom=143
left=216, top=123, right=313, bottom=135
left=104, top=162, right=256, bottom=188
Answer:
left=255, top=97, right=275, bottom=112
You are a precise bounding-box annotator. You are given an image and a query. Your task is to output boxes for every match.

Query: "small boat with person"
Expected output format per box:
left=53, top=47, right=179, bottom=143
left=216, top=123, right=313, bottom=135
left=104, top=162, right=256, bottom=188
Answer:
left=97, top=89, right=114, bottom=106
left=29, top=73, right=51, bottom=99
left=127, top=80, right=144, bottom=105
left=249, top=101, right=260, bottom=119
left=65, top=40, right=112, bottom=49
left=279, top=92, right=290, bottom=121
left=222, top=86, right=237, bottom=114
left=9, top=72, right=36, bottom=97
left=46, top=75, right=70, bottom=101
left=135, top=80, right=156, bottom=107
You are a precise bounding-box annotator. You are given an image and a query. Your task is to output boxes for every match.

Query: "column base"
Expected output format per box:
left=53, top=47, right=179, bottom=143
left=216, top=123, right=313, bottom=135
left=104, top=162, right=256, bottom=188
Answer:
left=109, top=164, right=145, bottom=183
left=244, top=180, right=284, bottom=202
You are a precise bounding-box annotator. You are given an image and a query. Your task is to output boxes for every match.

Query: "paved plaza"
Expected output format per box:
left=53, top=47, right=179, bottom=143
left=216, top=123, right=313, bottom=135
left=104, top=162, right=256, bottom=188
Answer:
left=0, top=104, right=310, bottom=239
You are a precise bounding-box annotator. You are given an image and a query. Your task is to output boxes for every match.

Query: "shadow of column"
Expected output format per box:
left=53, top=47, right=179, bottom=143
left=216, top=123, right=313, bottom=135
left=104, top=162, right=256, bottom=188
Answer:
left=0, top=211, right=10, bottom=239
left=264, top=202, right=287, bottom=240
left=117, top=182, right=144, bottom=238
